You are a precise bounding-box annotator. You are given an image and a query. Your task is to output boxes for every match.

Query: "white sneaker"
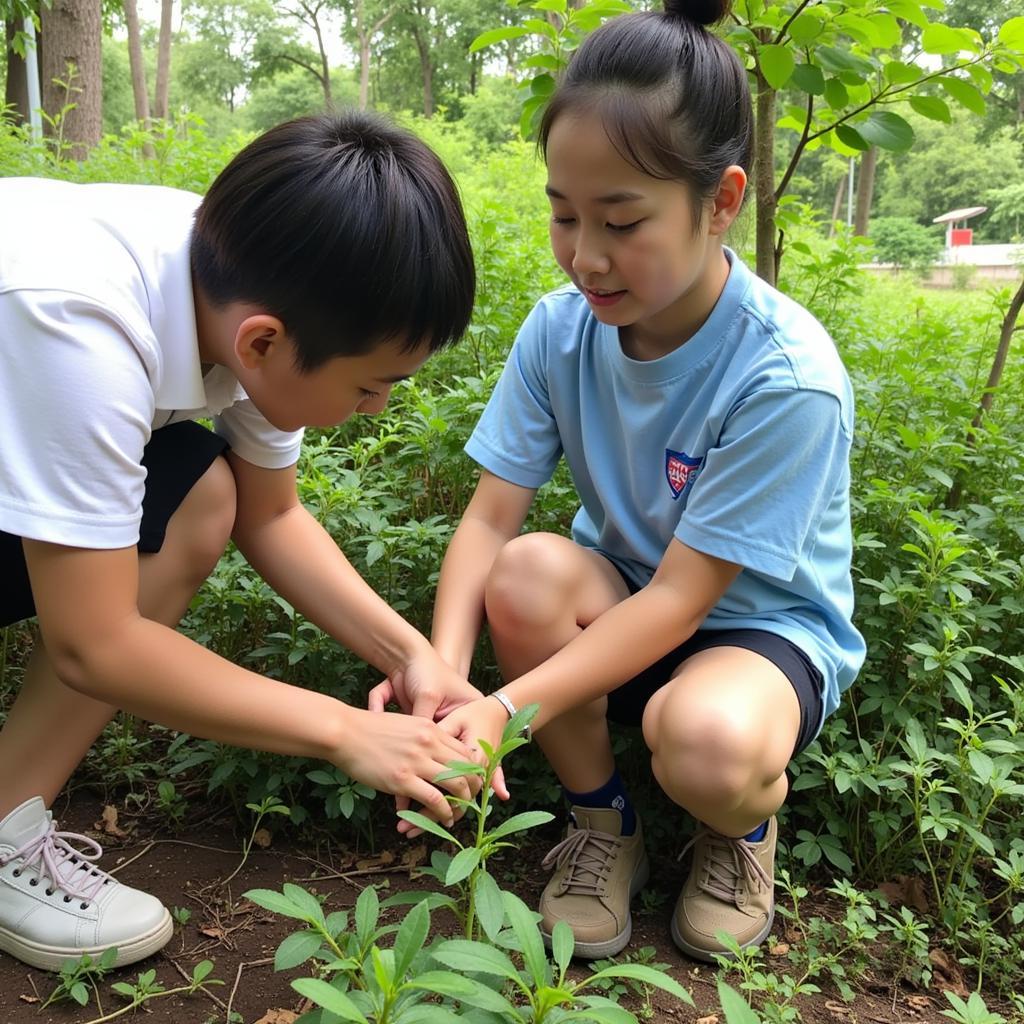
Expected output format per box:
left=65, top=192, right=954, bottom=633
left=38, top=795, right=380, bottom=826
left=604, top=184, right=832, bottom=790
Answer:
left=0, top=797, right=172, bottom=971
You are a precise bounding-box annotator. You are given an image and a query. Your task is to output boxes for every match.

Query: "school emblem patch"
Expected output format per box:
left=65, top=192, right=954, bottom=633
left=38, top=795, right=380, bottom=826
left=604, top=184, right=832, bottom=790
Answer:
left=665, top=449, right=702, bottom=500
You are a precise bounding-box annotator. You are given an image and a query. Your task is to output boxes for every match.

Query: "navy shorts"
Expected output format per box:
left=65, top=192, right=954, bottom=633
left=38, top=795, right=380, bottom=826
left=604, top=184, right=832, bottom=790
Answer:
left=604, top=566, right=825, bottom=757
left=0, top=421, right=229, bottom=628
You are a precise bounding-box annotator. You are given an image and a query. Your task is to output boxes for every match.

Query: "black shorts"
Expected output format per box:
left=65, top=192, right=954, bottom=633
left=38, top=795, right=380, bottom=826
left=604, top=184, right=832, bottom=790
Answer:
left=604, top=566, right=825, bottom=757
left=0, top=421, right=229, bottom=628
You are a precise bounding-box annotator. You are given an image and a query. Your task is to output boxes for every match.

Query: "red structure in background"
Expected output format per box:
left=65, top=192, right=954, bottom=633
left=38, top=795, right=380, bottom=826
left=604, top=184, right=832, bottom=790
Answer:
left=933, top=207, right=987, bottom=247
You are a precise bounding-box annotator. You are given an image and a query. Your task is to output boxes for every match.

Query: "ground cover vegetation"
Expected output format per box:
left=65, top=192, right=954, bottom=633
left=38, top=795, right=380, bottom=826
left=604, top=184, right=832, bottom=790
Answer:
left=1, top=0, right=1024, bottom=1021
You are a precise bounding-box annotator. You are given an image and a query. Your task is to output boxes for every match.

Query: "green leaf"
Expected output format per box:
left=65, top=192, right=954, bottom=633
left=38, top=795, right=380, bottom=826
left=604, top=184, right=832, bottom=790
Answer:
left=967, top=749, right=994, bottom=785
left=393, top=900, right=430, bottom=981
left=824, top=78, right=849, bottom=110
left=292, top=978, right=368, bottom=1023
left=869, top=12, right=901, bottom=48
left=922, top=23, right=977, bottom=55
left=486, top=810, right=555, bottom=842
left=585, top=963, right=693, bottom=1004
left=909, top=95, right=951, bottom=123
left=883, top=60, right=922, bottom=85
left=998, top=16, right=1024, bottom=50
left=758, top=44, right=795, bottom=90
left=71, top=982, right=89, bottom=1006
left=718, top=980, right=762, bottom=1024
left=857, top=111, right=914, bottom=151
left=941, top=77, right=987, bottom=115
left=275, top=930, right=323, bottom=971
left=243, top=888, right=310, bottom=922
left=787, top=12, right=822, bottom=43
left=790, top=63, right=825, bottom=95
left=404, top=970, right=475, bottom=998
left=886, top=0, right=927, bottom=28
left=355, top=884, right=379, bottom=945
left=431, top=938, right=521, bottom=981
left=472, top=870, right=506, bottom=941
left=445, top=846, right=482, bottom=886
left=469, top=25, right=529, bottom=54
left=552, top=920, right=574, bottom=976
left=835, top=124, right=869, bottom=150
left=396, top=811, right=459, bottom=845
left=283, top=884, right=326, bottom=926
left=502, top=890, right=548, bottom=988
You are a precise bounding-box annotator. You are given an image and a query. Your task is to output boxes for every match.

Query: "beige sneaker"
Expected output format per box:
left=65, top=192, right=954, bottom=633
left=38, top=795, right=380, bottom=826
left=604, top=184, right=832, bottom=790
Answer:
left=671, top=816, right=776, bottom=962
left=539, top=806, right=649, bottom=960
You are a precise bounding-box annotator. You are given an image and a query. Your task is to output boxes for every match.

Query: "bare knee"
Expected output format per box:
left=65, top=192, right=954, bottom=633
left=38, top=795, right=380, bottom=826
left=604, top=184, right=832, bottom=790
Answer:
left=484, top=533, right=579, bottom=632
left=172, top=456, right=236, bottom=586
left=645, top=696, right=763, bottom=808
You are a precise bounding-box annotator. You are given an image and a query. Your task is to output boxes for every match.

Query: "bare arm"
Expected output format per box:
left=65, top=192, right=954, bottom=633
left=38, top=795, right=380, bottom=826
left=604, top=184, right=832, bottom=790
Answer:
left=440, top=538, right=741, bottom=746
left=429, top=470, right=537, bottom=676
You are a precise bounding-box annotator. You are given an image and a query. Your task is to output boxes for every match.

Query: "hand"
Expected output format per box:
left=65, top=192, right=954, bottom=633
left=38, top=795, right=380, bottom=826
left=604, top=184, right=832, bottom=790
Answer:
left=332, top=707, right=482, bottom=829
left=396, top=695, right=512, bottom=838
left=367, top=647, right=483, bottom=721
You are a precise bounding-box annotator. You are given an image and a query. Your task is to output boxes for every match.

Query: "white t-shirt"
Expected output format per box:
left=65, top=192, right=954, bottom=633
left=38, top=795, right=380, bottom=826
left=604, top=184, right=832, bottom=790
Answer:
left=0, top=177, right=304, bottom=549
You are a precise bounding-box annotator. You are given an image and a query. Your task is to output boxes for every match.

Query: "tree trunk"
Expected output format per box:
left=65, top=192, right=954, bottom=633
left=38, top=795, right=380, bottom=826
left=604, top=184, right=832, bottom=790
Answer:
left=39, top=0, right=102, bottom=159
left=853, top=146, right=878, bottom=237
left=122, top=0, right=155, bottom=157
left=311, top=12, right=331, bottom=106
left=411, top=24, right=433, bottom=118
left=946, top=273, right=1024, bottom=509
left=153, top=0, right=173, bottom=119
left=827, top=172, right=846, bottom=239
left=4, top=20, right=32, bottom=124
left=753, top=65, right=777, bottom=285
left=359, top=36, right=371, bottom=109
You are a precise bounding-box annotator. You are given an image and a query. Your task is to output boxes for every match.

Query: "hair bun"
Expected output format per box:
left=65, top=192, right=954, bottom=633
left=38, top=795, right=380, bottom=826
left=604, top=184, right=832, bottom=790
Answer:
left=663, top=0, right=732, bottom=27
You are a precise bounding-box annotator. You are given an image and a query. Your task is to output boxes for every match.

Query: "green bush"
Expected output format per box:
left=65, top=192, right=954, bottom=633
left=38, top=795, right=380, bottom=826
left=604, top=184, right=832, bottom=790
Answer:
left=869, top=216, right=944, bottom=271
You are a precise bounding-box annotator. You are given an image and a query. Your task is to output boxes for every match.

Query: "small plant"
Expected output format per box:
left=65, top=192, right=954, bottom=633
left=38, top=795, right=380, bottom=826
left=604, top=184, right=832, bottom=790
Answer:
left=42, top=947, right=119, bottom=1010
left=171, top=905, right=192, bottom=927
left=247, top=705, right=695, bottom=1022
left=589, top=946, right=672, bottom=1020
left=222, top=793, right=291, bottom=887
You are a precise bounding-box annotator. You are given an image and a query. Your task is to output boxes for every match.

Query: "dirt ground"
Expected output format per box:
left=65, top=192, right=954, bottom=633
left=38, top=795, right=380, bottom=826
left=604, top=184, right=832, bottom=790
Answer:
left=0, top=792, right=990, bottom=1024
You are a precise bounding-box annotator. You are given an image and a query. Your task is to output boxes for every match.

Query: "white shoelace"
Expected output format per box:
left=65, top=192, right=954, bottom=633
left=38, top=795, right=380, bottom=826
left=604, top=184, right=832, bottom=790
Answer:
left=541, top=826, right=621, bottom=897
left=0, top=822, right=112, bottom=906
left=679, top=827, right=770, bottom=906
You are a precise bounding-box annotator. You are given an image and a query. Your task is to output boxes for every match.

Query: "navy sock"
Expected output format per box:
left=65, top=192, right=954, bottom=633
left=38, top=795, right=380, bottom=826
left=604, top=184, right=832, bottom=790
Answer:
left=744, top=821, right=768, bottom=843
left=564, top=769, right=636, bottom=836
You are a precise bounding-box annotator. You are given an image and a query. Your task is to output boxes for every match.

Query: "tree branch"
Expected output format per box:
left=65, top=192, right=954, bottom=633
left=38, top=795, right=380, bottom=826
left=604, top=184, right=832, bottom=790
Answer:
left=775, top=87, right=814, bottom=202
left=773, top=0, right=815, bottom=46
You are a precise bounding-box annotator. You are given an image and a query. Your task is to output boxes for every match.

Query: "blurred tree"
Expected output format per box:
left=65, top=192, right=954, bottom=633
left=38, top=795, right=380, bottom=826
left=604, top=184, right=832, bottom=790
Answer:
left=153, top=0, right=171, bottom=117
left=40, top=0, right=102, bottom=155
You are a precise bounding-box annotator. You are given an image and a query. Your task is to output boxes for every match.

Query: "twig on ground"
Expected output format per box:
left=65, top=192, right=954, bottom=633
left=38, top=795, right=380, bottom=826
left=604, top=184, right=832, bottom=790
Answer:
left=226, top=957, right=275, bottom=1022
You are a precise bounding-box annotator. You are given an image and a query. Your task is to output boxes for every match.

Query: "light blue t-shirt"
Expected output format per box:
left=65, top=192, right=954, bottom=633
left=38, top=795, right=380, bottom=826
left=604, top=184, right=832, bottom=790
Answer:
left=466, top=251, right=865, bottom=726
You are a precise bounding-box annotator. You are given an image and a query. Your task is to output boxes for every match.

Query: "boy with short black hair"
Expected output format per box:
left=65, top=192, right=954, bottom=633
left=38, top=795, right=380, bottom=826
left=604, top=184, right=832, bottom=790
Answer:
left=0, top=111, right=481, bottom=972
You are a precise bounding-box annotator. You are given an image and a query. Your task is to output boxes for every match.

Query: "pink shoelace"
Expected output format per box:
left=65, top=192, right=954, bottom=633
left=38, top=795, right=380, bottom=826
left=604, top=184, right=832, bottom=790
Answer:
left=0, top=822, right=111, bottom=906
left=541, top=825, right=621, bottom=897
left=679, top=828, right=770, bottom=906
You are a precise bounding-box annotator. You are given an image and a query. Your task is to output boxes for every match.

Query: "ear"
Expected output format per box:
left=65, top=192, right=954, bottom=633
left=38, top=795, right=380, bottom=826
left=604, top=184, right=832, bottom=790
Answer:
left=233, top=314, right=289, bottom=370
left=708, top=165, right=747, bottom=236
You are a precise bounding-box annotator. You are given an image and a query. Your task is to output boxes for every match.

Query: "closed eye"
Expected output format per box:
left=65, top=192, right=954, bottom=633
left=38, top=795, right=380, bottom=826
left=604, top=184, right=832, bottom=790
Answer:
left=608, top=219, right=644, bottom=233
left=359, top=388, right=380, bottom=399
left=551, top=215, right=575, bottom=225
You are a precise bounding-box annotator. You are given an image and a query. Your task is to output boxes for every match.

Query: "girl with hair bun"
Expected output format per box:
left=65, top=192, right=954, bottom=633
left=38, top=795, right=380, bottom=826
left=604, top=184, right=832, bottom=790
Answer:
left=397, top=0, right=865, bottom=962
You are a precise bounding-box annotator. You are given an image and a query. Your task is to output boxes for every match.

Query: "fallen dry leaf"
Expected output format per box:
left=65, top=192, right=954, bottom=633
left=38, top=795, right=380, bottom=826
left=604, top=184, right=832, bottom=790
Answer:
left=401, top=843, right=428, bottom=867
left=94, top=804, right=129, bottom=839
left=253, top=1011, right=298, bottom=1024
left=253, top=828, right=273, bottom=849
left=768, top=942, right=790, bottom=956
left=356, top=850, right=396, bottom=871
left=824, top=999, right=851, bottom=1018
left=878, top=874, right=929, bottom=913
left=18, top=995, right=39, bottom=1005
left=695, top=1014, right=719, bottom=1024
left=907, top=994, right=935, bottom=1011
left=929, top=948, right=969, bottom=998
left=199, top=925, right=226, bottom=940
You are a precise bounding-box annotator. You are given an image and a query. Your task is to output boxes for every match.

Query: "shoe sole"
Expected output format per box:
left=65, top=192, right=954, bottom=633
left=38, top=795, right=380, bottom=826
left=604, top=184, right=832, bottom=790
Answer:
left=542, top=851, right=651, bottom=961
left=670, top=904, right=775, bottom=964
left=0, top=909, right=173, bottom=972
